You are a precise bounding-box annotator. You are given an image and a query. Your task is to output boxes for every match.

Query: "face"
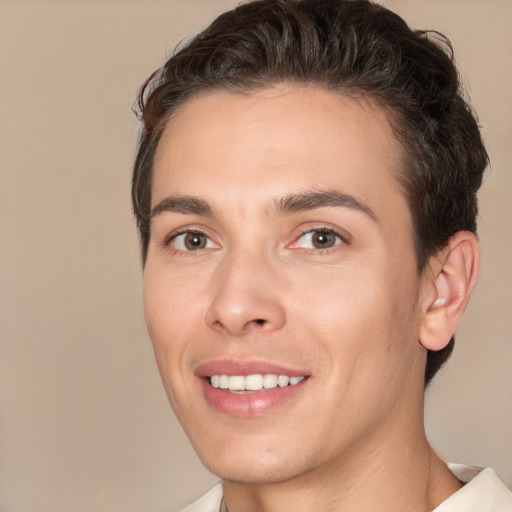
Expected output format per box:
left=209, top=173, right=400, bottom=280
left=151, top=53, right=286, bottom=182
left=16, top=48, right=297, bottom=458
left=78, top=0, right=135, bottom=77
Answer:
left=144, top=85, right=430, bottom=484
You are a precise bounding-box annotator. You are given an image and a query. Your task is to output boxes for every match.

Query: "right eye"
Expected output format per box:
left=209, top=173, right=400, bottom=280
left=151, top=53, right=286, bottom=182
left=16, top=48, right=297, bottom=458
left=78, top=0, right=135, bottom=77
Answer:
left=169, top=231, right=217, bottom=251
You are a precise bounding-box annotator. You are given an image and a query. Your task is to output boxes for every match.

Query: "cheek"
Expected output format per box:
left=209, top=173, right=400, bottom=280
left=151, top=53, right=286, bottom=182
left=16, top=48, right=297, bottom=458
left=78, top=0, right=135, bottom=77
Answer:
left=143, top=269, right=208, bottom=423
left=144, top=262, right=203, bottom=325
left=288, top=266, right=390, bottom=337
left=143, top=268, right=200, bottom=373
left=290, top=261, right=420, bottom=375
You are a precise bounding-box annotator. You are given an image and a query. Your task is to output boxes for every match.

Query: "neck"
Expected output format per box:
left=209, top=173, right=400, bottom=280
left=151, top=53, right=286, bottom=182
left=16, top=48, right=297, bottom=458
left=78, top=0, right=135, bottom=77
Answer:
left=221, top=419, right=462, bottom=512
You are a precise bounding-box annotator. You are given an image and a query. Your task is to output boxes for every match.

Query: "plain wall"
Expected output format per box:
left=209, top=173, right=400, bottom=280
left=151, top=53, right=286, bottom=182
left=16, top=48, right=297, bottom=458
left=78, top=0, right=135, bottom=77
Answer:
left=0, top=1, right=510, bottom=511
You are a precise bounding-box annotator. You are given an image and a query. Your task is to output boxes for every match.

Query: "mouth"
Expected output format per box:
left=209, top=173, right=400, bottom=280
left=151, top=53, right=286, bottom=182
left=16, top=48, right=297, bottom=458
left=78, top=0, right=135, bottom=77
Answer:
left=196, top=361, right=310, bottom=417
left=209, top=373, right=307, bottom=393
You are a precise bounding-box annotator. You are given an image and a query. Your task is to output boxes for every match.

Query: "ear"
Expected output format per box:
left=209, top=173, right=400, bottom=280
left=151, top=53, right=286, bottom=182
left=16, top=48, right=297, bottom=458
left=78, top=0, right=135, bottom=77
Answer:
left=419, top=231, right=479, bottom=351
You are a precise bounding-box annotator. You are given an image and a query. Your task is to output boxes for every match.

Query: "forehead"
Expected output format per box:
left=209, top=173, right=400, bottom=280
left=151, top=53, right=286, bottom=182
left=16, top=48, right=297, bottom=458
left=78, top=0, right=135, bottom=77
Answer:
left=152, top=85, right=407, bottom=219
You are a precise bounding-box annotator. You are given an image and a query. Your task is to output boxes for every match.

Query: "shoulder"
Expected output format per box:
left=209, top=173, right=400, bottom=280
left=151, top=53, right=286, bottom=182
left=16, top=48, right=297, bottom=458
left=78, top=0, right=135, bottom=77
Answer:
left=175, top=483, right=223, bottom=512
left=433, top=464, right=512, bottom=512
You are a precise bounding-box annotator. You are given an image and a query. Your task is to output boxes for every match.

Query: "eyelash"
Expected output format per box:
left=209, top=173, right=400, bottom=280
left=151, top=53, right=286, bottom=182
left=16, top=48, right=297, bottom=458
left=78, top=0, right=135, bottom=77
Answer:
left=291, top=226, right=349, bottom=254
left=163, top=226, right=350, bottom=255
left=164, top=229, right=217, bottom=254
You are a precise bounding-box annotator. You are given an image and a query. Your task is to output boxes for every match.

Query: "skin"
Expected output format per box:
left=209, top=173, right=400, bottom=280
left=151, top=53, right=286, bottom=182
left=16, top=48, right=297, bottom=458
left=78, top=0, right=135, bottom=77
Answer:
left=144, top=85, right=468, bottom=511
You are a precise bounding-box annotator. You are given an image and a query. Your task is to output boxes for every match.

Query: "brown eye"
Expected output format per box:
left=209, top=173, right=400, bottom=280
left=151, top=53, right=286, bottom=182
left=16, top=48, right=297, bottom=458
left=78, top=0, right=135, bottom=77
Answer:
left=171, top=231, right=214, bottom=251
left=184, top=233, right=207, bottom=250
left=311, top=231, right=338, bottom=249
left=295, top=229, right=343, bottom=250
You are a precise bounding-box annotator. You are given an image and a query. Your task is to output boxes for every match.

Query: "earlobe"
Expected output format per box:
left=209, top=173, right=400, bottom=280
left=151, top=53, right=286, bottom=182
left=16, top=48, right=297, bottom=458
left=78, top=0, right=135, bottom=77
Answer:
left=419, top=231, right=479, bottom=351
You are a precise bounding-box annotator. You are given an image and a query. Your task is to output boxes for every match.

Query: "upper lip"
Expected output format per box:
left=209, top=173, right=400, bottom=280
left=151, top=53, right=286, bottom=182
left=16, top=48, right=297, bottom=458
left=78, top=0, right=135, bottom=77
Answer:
left=195, top=359, right=310, bottom=378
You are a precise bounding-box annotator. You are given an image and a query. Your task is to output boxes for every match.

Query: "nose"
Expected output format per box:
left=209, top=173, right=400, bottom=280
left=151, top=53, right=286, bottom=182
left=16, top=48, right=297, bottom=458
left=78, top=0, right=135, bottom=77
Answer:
left=205, top=251, right=286, bottom=336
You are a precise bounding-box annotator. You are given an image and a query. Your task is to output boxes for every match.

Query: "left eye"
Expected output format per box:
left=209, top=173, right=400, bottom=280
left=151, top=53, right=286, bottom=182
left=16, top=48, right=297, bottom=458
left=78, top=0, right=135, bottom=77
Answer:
left=170, top=231, right=216, bottom=251
left=295, top=229, right=343, bottom=250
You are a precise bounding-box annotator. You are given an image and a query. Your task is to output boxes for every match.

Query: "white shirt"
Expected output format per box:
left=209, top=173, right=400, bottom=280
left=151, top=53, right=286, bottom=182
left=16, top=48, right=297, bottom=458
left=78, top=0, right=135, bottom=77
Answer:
left=434, top=464, right=512, bottom=511
left=177, top=464, right=512, bottom=512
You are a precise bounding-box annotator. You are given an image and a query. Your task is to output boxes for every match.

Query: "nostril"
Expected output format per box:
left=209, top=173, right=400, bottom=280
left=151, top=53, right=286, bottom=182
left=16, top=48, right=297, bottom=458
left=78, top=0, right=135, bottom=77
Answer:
left=254, top=319, right=266, bottom=325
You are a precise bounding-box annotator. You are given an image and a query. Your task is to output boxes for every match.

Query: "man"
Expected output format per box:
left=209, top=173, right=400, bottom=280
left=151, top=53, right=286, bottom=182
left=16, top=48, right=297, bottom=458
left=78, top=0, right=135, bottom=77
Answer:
left=132, top=0, right=512, bottom=510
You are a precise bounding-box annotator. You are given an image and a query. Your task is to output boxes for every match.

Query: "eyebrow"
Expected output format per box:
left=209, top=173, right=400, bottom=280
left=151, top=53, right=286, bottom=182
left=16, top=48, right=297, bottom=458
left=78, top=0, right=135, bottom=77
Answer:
left=150, top=189, right=377, bottom=222
left=151, top=195, right=214, bottom=219
left=275, top=190, right=378, bottom=222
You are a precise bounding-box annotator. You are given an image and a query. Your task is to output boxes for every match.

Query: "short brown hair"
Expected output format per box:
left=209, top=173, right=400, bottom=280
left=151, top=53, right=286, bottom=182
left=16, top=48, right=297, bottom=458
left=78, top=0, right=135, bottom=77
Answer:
left=132, top=0, right=488, bottom=385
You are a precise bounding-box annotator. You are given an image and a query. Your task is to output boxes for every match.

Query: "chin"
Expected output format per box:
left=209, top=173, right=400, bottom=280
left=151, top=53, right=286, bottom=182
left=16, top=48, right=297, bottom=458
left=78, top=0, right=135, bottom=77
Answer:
left=205, top=460, right=302, bottom=486
left=194, top=437, right=307, bottom=485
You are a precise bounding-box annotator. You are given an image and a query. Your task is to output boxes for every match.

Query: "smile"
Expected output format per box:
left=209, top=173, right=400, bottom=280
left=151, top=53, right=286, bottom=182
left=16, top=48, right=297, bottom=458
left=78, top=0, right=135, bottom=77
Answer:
left=209, top=374, right=306, bottom=392
left=196, top=361, right=310, bottom=416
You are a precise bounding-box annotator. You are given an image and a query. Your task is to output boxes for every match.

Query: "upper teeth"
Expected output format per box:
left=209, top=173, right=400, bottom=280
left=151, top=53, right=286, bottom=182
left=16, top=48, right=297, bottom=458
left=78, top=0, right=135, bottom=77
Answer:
left=210, top=374, right=305, bottom=392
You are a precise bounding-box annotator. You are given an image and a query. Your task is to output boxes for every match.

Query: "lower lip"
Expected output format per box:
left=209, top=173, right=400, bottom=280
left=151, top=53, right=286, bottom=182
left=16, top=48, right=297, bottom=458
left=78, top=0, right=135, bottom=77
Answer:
left=200, top=378, right=307, bottom=417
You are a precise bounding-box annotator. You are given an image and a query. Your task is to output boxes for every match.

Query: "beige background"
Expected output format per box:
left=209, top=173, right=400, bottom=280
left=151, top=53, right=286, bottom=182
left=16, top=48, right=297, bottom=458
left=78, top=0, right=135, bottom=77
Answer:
left=0, top=1, right=510, bottom=511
